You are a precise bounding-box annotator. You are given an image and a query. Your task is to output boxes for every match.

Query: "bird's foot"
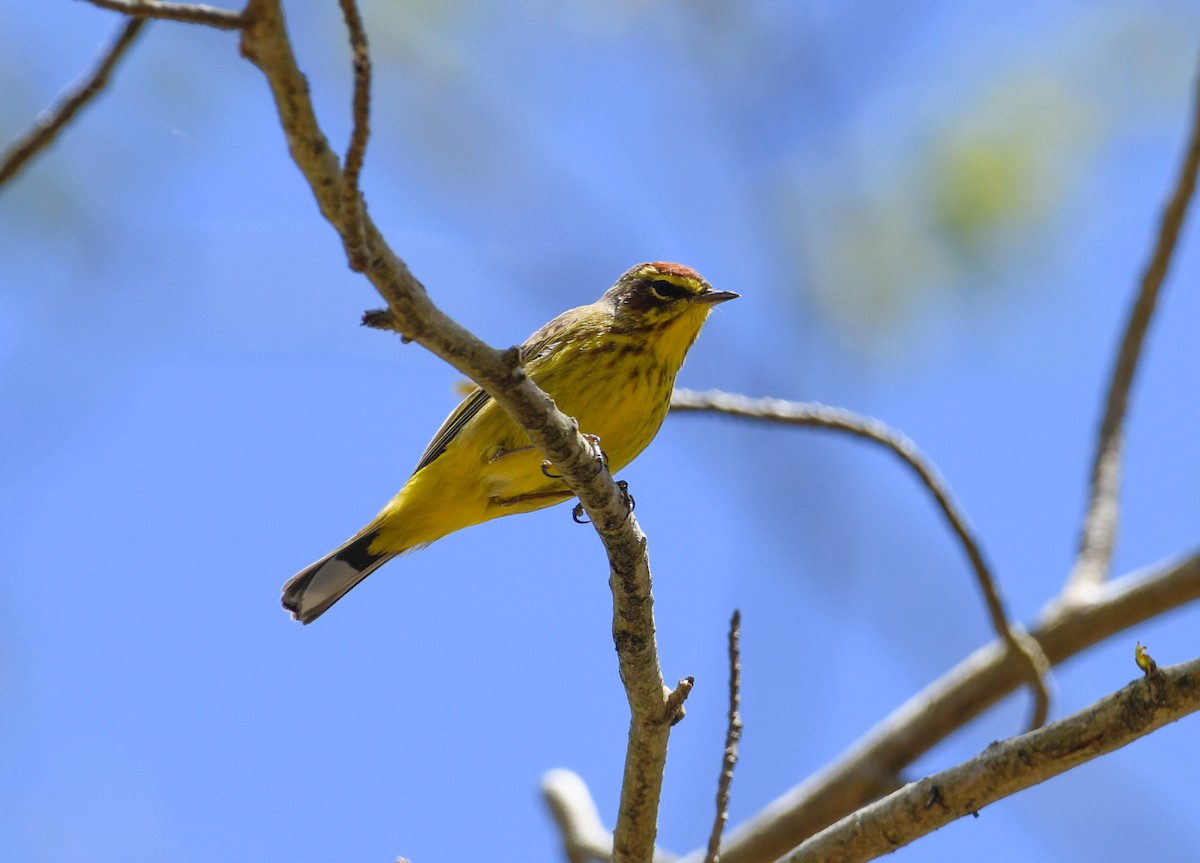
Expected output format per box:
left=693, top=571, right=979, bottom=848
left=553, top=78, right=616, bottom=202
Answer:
left=582, top=433, right=610, bottom=472
left=541, top=434, right=607, bottom=479
left=571, top=480, right=634, bottom=525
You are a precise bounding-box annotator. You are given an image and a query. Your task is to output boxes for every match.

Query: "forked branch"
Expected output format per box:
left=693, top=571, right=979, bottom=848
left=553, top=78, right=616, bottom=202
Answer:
left=102, top=0, right=677, bottom=859
left=670, top=389, right=1051, bottom=729
left=1064, top=64, right=1200, bottom=600
left=783, top=655, right=1200, bottom=863
left=686, top=552, right=1200, bottom=863
left=0, top=17, right=147, bottom=186
left=26, top=8, right=1200, bottom=863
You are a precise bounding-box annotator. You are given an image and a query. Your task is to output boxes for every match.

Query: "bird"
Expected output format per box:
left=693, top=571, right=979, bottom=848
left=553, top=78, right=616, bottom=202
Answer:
left=282, top=262, right=737, bottom=623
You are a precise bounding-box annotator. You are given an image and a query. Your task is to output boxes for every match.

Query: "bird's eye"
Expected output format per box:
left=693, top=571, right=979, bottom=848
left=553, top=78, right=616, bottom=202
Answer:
left=647, top=279, right=692, bottom=302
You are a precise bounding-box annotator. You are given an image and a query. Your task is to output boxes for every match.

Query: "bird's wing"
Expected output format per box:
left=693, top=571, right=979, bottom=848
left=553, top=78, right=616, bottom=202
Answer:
left=519, top=313, right=574, bottom=368
left=412, top=386, right=492, bottom=474
left=410, top=308, right=580, bottom=475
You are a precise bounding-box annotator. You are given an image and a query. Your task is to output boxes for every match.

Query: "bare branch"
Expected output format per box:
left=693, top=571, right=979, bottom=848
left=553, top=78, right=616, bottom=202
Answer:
left=1064, top=65, right=1200, bottom=600
left=20, top=4, right=1195, bottom=863
left=235, top=4, right=677, bottom=860
left=337, top=0, right=370, bottom=271
left=610, top=557, right=687, bottom=862
left=0, top=18, right=147, bottom=187
left=704, top=610, right=744, bottom=863
left=670, top=389, right=1051, bottom=729
left=663, top=677, right=695, bottom=726
left=681, top=550, right=1200, bottom=863
left=783, top=655, right=1200, bottom=863
left=543, top=769, right=615, bottom=863
left=237, top=0, right=631, bottom=527
left=541, top=769, right=679, bottom=863
left=84, top=0, right=247, bottom=29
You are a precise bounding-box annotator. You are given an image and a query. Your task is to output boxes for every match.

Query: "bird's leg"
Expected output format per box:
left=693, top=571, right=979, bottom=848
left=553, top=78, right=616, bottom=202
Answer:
left=495, top=433, right=615, bottom=515
left=486, top=443, right=569, bottom=480
left=617, top=479, right=635, bottom=513
left=488, top=444, right=536, bottom=464
left=572, top=480, right=635, bottom=525
left=539, top=434, right=608, bottom=479
left=582, top=433, right=609, bottom=471
left=492, top=490, right=575, bottom=508
left=488, top=444, right=569, bottom=480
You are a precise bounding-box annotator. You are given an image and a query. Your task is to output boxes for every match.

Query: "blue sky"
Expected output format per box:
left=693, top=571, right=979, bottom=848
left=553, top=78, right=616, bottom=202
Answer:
left=3, top=2, right=1199, bottom=861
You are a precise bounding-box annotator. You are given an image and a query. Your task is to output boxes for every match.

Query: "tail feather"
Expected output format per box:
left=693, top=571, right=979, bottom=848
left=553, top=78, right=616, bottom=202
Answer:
left=282, top=529, right=394, bottom=624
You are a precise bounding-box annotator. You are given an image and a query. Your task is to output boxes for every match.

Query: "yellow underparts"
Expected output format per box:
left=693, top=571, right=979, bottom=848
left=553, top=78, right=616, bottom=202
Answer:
left=367, top=302, right=715, bottom=556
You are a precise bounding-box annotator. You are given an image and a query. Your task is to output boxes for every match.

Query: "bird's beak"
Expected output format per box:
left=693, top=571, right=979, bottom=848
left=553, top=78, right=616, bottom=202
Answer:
left=696, top=290, right=740, bottom=305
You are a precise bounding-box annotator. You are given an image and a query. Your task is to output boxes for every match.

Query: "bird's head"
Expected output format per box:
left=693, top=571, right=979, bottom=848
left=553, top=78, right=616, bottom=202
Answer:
left=606, top=262, right=739, bottom=331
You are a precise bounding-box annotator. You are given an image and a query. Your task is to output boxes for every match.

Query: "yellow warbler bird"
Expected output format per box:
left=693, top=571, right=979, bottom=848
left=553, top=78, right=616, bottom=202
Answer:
left=282, top=262, right=736, bottom=623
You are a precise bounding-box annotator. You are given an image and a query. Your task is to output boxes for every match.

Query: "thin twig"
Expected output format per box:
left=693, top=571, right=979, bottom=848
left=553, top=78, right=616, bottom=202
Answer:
left=1065, top=64, right=1200, bottom=601
left=662, top=677, right=695, bottom=726
left=670, top=389, right=1051, bottom=729
left=84, top=0, right=248, bottom=29
left=704, top=610, right=744, bottom=863
left=0, top=18, right=147, bottom=188
left=783, top=655, right=1200, bottom=863
left=337, top=0, right=371, bottom=271
left=681, top=550, right=1200, bottom=863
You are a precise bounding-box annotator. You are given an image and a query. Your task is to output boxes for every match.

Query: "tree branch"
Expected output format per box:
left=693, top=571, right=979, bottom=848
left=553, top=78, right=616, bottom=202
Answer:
left=83, top=0, right=247, bottom=29
left=236, top=0, right=621, bottom=520
left=0, top=17, right=147, bottom=187
left=670, top=389, right=1051, bottom=729
left=41, top=7, right=1197, bottom=863
left=783, top=655, right=1200, bottom=863
left=543, top=769, right=621, bottom=863
left=1064, top=62, right=1200, bottom=600
left=234, top=3, right=679, bottom=860
left=336, top=0, right=370, bottom=271
left=542, top=769, right=678, bottom=863
left=681, top=551, right=1200, bottom=863
left=704, top=609, right=744, bottom=863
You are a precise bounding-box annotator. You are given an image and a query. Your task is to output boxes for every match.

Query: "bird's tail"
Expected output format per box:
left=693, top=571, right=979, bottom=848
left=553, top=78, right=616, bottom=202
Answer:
left=282, top=529, right=395, bottom=624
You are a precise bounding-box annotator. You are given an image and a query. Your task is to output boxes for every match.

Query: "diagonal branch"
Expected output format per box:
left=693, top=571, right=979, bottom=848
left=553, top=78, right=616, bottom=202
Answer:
left=670, top=389, right=1051, bottom=729
left=236, top=0, right=637, bottom=570
left=681, top=551, right=1200, bottom=863
left=235, top=3, right=679, bottom=861
left=783, top=655, right=1200, bottom=863
left=0, top=17, right=147, bottom=187
left=1064, top=64, right=1200, bottom=601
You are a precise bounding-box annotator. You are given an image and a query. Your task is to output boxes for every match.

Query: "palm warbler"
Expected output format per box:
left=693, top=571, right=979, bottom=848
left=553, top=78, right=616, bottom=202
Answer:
left=282, top=262, right=736, bottom=623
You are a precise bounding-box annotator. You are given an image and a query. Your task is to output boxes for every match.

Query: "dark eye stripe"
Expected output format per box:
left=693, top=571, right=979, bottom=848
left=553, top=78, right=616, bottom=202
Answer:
left=648, top=278, right=692, bottom=301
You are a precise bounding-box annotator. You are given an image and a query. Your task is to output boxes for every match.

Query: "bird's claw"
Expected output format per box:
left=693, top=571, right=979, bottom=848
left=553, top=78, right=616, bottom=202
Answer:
left=545, top=435, right=606, bottom=479
left=582, top=433, right=609, bottom=472
left=571, top=480, right=634, bottom=526
left=616, top=480, right=635, bottom=513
